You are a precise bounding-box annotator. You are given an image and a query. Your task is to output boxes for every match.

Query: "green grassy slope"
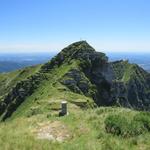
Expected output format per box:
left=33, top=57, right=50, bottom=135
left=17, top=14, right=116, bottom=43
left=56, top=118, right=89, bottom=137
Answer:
left=10, top=60, right=93, bottom=120
left=1, top=107, right=150, bottom=150
left=0, top=41, right=99, bottom=121
left=0, top=65, right=42, bottom=98
left=112, top=60, right=150, bottom=109
left=112, top=60, right=149, bottom=83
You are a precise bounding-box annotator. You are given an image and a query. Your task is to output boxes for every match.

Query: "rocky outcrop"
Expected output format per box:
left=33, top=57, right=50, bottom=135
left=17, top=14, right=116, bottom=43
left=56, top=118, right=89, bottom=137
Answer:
left=0, top=72, right=46, bottom=120
left=59, top=41, right=150, bottom=110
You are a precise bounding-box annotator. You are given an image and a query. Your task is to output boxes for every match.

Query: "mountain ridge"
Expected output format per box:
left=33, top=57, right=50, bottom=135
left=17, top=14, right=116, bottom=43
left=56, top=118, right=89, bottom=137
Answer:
left=0, top=41, right=150, bottom=121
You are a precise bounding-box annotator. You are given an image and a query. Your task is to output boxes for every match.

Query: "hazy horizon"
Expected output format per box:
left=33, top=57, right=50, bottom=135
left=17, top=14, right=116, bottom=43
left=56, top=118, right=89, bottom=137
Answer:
left=1, top=51, right=150, bottom=73
left=0, top=50, right=150, bottom=54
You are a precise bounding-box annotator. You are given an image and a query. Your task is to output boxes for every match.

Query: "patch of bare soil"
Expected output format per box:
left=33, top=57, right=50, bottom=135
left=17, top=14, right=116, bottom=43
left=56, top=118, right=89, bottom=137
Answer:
left=34, top=121, right=71, bottom=142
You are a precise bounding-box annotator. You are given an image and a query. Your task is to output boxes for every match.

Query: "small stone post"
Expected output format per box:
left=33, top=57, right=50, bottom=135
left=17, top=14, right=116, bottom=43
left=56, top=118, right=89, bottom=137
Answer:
left=59, top=101, right=68, bottom=116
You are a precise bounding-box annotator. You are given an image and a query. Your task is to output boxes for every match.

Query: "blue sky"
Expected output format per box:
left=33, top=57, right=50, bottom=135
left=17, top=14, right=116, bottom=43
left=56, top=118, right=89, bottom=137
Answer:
left=0, top=0, right=150, bottom=53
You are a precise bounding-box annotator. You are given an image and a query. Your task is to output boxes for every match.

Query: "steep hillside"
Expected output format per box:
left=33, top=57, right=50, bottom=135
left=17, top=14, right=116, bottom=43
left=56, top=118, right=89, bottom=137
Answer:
left=112, top=60, right=150, bottom=110
left=0, top=65, right=42, bottom=98
left=41, top=41, right=150, bottom=110
left=0, top=41, right=150, bottom=121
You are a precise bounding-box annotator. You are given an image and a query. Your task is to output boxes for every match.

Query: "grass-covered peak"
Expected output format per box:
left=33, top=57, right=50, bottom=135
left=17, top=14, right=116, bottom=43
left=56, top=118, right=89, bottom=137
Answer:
left=41, top=41, right=107, bottom=72
left=57, top=40, right=97, bottom=63
left=61, top=40, right=95, bottom=54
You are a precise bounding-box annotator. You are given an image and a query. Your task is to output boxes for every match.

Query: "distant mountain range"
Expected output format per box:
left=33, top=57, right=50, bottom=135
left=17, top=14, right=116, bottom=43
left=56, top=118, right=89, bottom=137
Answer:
left=0, top=53, right=55, bottom=72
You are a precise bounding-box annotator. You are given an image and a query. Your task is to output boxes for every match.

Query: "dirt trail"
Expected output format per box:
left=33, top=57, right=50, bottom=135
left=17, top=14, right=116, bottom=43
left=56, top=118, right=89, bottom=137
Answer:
left=34, top=121, right=71, bottom=142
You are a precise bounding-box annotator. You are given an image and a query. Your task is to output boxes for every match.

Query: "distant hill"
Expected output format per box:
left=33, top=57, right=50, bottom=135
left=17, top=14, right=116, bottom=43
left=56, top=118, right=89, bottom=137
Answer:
left=0, top=53, right=55, bottom=72
left=0, top=61, right=38, bottom=72
left=107, top=52, right=150, bottom=72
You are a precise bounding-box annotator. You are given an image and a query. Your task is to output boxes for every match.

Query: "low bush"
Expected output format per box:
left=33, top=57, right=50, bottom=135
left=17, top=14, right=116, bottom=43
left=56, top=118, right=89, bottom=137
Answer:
left=26, top=107, right=42, bottom=117
left=105, top=114, right=146, bottom=137
left=134, top=112, right=150, bottom=131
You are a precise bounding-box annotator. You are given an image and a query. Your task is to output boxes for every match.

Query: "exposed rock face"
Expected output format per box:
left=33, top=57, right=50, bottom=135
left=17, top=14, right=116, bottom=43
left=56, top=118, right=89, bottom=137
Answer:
left=112, top=61, right=150, bottom=110
left=58, top=41, right=150, bottom=110
left=0, top=72, right=46, bottom=120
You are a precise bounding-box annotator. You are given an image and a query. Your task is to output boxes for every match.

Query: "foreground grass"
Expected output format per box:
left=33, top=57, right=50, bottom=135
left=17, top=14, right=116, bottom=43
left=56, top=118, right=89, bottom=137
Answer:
left=0, top=107, right=150, bottom=150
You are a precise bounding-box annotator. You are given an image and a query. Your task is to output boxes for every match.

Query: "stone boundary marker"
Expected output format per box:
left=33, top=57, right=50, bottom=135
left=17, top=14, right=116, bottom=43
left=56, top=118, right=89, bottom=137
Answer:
left=59, top=101, right=68, bottom=116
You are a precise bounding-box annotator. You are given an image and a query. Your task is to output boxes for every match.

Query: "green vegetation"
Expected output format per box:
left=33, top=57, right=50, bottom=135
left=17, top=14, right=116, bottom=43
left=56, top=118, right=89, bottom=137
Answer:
left=0, top=65, right=41, bottom=98
left=0, top=107, right=150, bottom=149
left=0, top=41, right=150, bottom=149
left=105, top=114, right=147, bottom=137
